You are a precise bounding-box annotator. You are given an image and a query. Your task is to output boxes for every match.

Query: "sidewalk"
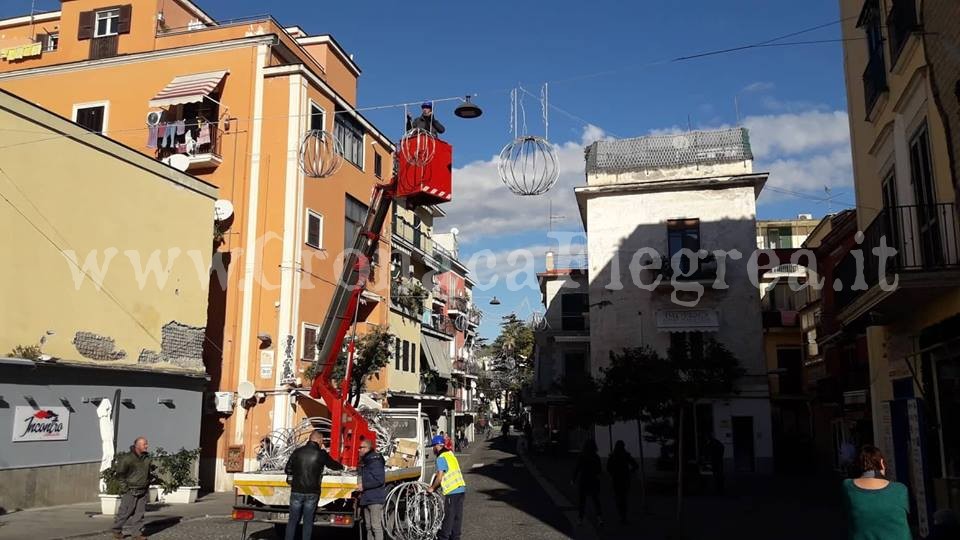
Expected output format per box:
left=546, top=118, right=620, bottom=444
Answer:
left=527, top=449, right=847, bottom=540
left=0, top=492, right=236, bottom=540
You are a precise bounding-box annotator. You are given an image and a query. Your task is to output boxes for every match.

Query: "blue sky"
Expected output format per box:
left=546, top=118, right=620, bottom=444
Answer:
left=6, top=1, right=856, bottom=338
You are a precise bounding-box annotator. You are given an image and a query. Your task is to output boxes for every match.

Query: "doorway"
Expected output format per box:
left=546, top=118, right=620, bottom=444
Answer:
left=732, top=416, right=756, bottom=473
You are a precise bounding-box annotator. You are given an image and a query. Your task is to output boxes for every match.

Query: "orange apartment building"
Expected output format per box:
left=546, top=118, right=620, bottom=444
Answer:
left=0, top=0, right=398, bottom=490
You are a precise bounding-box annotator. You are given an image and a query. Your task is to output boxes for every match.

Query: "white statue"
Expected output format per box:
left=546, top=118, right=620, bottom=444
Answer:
left=97, top=399, right=114, bottom=493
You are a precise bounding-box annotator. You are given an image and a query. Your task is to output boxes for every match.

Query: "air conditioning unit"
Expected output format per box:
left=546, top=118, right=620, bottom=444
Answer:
left=214, top=391, right=235, bottom=414
left=798, top=213, right=813, bottom=220
left=146, top=110, right=163, bottom=126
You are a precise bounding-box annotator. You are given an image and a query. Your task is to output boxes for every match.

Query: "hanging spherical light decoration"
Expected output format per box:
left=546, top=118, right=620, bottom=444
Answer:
left=497, top=135, right=560, bottom=196
left=298, top=129, right=343, bottom=178
left=529, top=311, right=549, bottom=331
left=399, top=128, right=437, bottom=167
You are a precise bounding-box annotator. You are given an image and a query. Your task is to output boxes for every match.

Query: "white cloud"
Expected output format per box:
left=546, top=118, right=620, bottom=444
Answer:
left=742, top=81, right=775, bottom=93
left=464, top=237, right=587, bottom=288
left=744, top=110, right=850, bottom=156
left=443, top=126, right=605, bottom=242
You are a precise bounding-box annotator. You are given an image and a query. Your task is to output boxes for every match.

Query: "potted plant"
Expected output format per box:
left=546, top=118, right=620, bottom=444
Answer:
left=99, top=465, right=124, bottom=515
left=155, top=448, right=201, bottom=504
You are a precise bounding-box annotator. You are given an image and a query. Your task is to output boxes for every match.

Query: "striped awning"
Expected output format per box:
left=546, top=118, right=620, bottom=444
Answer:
left=148, top=70, right=228, bottom=108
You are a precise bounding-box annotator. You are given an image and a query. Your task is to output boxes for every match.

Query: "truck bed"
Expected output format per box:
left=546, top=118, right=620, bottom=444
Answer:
left=234, top=467, right=423, bottom=507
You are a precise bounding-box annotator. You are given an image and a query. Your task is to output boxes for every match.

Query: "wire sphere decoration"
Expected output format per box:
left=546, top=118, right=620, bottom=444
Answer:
left=497, top=135, right=560, bottom=196
left=382, top=481, right=445, bottom=540
left=399, top=128, right=437, bottom=167
left=299, top=129, right=343, bottom=178
left=529, top=311, right=549, bottom=331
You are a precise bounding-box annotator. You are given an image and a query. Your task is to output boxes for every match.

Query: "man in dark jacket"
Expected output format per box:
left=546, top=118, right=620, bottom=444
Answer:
left=284, top=431, right=344, bottom=540
left=406, top=102, right=445, bottom=136
left=112, top=436, right=154, bottom=540
left=357, top=439, right=386, bottom=540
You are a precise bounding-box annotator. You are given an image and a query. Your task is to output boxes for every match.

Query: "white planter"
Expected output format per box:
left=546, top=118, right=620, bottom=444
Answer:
left=162, top=486, right=199, bottom=504
left=149, top=485, right=160, bottom=503
left=99, top=494, right=121, bottom=515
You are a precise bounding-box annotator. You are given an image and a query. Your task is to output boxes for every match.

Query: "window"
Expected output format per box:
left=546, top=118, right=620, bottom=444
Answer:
left=668, top=218, right=700, bottom=273
left=670, top=331, right=705, bottom=363
left=43, top=32, right=59, bottom=52
left=410, top=343, right=416, bottom=373
left=563, top=352, right=586, bottom=380
left=776, top=348, right=802, bottom=395
left=560, top=293, right=588, bottom=331
left=394, top=337, right=401, bottom=370
left=74, top=104, right=106, bottom=134
left=306, top=210, right=323, bottom=249
left=402, top=340, right=410, bottom=372
left=374, top=152, right=383, bottom=179
left=334, top=110, right=365, bottom=168
left=909, top=122, right=942, bottom=267
left=309, top=103, right=325, bottom=132
left=344, top=195, right=368, bottom=251
left=94, top=8, right=120, bottom=37
left=302, top=324, right=319, bottom=361
left=765, top=227, right=793, bottom=249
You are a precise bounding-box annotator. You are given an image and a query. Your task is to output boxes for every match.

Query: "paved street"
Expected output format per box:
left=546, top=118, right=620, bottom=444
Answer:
left=0, top=434, right=571, bottom=540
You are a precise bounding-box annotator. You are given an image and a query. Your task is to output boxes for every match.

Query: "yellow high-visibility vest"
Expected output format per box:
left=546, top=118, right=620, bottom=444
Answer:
left=439, top=451, right=465, bottom=495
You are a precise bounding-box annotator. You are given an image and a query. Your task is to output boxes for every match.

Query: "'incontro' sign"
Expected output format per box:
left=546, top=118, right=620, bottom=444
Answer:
left=12, top=406, right=70, bottom=442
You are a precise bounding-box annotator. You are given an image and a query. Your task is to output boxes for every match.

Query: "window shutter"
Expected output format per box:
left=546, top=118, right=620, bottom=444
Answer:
left=36, top=33, right=47, bottom=50
left=118, top=5, right=133, bottom=34
left=77, top=11, right=94, bottom=40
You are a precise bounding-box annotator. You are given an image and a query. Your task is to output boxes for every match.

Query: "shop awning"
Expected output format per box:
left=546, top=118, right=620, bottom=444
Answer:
left=149, top=70, right=228, bottom=108
left=421, top=335, right=452, bottom=377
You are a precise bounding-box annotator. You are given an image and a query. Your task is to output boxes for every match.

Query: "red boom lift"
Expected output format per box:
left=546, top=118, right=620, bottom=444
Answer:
left=308, top=135, right=453, bottom=467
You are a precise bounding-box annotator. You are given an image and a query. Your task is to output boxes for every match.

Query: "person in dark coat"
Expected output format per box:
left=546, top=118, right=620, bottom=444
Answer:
left=406, top=102, right=445, bottom=136
left=708, top=436, right=726, bottom=494
left=111, top=436, right=155, bottom=540
left=572, top=439, right=603, bottom=526
left=284, top=431, right=344, bottom=540
left=357, top=439, right=386, bottom=540
left=607, top=440, right=639, bottom=524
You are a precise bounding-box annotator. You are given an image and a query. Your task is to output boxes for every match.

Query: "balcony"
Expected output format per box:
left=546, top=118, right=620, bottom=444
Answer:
left=89, top=35, right=118, bottom=60
left=423, top=316, right=455, bottom=339
left=653, top=253, right=719, bottom=287
left=838, top=204, right=960, bottom=323
left=392, top=215, right=438, bottom=265
left=157, top=126, right=224, bottom=171
left=887, top=0, right=920, bottom=67
left=862, top=51, right=888, bottom=119
left=447, top=295, right=468, bottom=315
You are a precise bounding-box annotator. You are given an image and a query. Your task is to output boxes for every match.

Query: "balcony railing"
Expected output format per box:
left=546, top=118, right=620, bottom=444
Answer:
left=654, top=253, right=718, bottom=282
left=838, top=204, right=960, bottom=310
left=157, top=125, right=224, bottom=170
left=393, top=216, right=434, bottom=256
left=862, top=51, right=887, bottom=118
left=89, top=35, right=118, bottom=60
left=887, top=0, right=920, bottom=66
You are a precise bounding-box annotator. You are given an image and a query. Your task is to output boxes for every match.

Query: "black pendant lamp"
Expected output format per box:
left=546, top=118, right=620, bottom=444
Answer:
left=454, top=95, right=483, bottom=119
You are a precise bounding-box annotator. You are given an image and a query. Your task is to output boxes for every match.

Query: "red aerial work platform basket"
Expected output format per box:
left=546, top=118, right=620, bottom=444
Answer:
left=396, top=133, right=453, bottom=206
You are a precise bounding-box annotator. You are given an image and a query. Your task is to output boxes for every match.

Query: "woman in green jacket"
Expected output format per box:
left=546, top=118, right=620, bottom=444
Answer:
left=842, top=445, right=911, bottom=540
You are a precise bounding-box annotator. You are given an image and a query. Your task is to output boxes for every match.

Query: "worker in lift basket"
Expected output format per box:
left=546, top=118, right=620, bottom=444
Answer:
left=406, top=101, right=445, bottom=136
left=427, top=434, right=466, bottom=540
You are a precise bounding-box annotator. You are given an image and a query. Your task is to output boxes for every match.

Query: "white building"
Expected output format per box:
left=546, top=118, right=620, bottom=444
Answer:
left=575, top=127, right=774, bottom=473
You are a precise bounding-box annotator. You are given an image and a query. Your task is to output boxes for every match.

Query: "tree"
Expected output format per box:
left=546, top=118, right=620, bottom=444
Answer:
left=305, top=325, right=393, bottom=407
left=604, top=337, right=744, bottom=526
left=488, top=314, right=535, bottom=415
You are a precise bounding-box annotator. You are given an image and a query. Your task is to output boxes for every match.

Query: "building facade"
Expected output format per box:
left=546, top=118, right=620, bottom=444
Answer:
left=0, top=88, right=215, bottom=508
left=840, top=0, right=960, bottom=527
left=576, top=127, right=774, bottom=473
left=0, top=0, right=395, bottom=491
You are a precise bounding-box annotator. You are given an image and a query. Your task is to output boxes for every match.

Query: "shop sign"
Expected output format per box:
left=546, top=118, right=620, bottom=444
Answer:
left=12, top=406, right=69, bottom=442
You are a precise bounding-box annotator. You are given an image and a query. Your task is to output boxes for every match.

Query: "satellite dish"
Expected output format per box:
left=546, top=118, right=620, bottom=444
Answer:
left=163, top=154, right=190, bottom=172
left=146, top=111, right=162, bottom=126
left=214, top=199, right=234, bottom=221
left=450, top=227, right=460, bottom=236
left=237, top=381, right=256, bottom=400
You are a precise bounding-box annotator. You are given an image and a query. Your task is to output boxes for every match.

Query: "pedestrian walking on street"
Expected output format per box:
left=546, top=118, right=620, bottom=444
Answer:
left=708, top=435, right=726, bottom=495
left=443, top=431, right=453, bottom=452
left=606, top=440, right=639, bottom=524
left=572, top=439, right=603, bottom=526
left=111, top=437, right=155, bottom=540
left=357, top=439, right=386, bottom=540
left=427, top=435, right=466, bottom=540
left=284, top=431, right=344, bottom=540
left=842, top=445, right=910, bottom=540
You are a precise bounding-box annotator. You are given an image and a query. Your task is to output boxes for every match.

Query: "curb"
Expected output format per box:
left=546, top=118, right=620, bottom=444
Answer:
left=518, top=449, right=600, bottom=540
left=61, top=514, right=232, bottom=539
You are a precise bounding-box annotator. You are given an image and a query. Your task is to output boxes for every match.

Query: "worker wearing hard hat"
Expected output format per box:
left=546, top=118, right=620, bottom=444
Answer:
left=427, top=434, right=465, bottom=540
left=406, top=102, right=446, bottom=136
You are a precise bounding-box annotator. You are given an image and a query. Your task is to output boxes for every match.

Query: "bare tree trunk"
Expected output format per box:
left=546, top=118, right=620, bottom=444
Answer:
left=676, top=407, right=684, bottom=522
left=636, top=417, right=647, bottom=511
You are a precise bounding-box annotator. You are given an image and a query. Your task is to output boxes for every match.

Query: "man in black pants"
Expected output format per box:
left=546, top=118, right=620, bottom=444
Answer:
left=427, top=435, right=466, bottom=540
left=284, top=431, right=343, bottom=540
